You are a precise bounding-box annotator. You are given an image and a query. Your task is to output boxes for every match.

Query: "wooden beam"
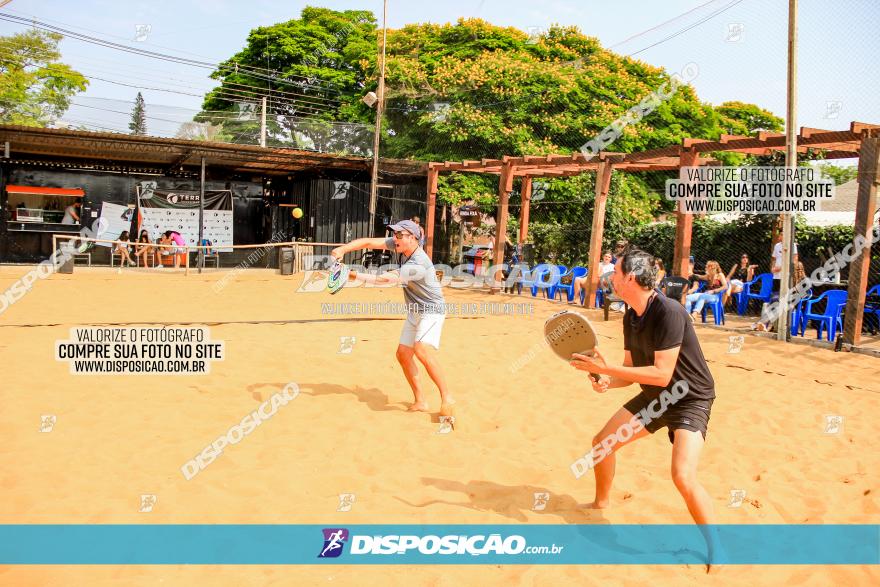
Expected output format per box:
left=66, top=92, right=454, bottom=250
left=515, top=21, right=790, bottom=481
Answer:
left=842, top=136, right=880, bottom=347
left=757, top=131, right=787, bottom=141
left=425, top=167, right=439, bottom=258
left=514, top=169, right=576, bottom=177
left=519, top=176, right=532, bottom=245
left=851, top=121, right=880, bottom=135
left=490, top=162, right=514, bottom=294
left=585, top=160, right=613, bottom=308
left=166, top=149, right=194, bottom=171
left=799, top=127, right=836, bottom=139
left=673, top=149, right=699, bottom=277
left=683, top=138, right=713, bottom=148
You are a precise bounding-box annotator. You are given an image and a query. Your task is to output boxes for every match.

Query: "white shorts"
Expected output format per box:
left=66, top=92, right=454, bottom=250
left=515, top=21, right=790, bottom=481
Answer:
left=400, top=312, right=445, bottom=349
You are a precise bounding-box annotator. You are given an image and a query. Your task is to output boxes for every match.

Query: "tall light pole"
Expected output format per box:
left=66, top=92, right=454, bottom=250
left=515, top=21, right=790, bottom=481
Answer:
left=778, top=0, right=797, bottom=341
left=368, top=0, right=388, bottom=236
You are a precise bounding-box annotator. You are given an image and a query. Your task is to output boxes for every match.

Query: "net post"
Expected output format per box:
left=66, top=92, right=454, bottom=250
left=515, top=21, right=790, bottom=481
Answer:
left=185, top=247, right=190, bottom=276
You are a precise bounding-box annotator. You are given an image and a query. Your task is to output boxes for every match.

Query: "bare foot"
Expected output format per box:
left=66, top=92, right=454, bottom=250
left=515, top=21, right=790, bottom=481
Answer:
left=581, top=500, right=609, bottom=509
left=439, top=399, right=456, bottom=417
left=407, top=402, right=430, bottom=412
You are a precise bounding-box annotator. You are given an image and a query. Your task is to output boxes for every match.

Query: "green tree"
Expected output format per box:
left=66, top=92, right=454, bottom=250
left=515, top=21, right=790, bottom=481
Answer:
left=378, top=19, right=726, bottom=161
left=203, top=9, right=784, bottom=262
left=203, top=9, right=779, bottom=162
left=196, top=7, right=376, bottom=148
left=715, top=101, right=784, bottom=135
left=816, top=163, right=858, bottom=185
left=0, top=30, right=88, bottom=126
left=129, top=92, right=147, bottom=135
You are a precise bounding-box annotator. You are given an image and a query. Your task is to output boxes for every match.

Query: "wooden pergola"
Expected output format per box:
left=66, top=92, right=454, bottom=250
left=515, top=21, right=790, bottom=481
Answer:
left=424, top=121, right=880, bottom=347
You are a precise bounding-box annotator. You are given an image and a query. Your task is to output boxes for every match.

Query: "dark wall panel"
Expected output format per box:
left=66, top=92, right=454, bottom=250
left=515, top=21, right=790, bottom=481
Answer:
left=1, top=166, right=264, bottom=262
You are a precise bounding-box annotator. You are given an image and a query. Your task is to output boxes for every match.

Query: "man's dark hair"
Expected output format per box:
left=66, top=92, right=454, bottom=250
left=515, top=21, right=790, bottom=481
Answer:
left=619, top=245, right=657, bottom=289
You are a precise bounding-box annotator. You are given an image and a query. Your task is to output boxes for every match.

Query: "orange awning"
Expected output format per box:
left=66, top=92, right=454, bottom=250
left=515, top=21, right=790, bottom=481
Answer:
left=6, top=185, right=84, bottom=197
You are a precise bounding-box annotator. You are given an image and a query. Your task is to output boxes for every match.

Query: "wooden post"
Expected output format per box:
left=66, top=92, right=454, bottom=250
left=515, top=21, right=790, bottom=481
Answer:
left=490, top=162, right=514, bottom=294
left=519, top=176, right=532, bottom=245
left=585, top=160, right=613, bottom=308
left=426, top=167, right=438, bottom=258
left=842, top=136, right=880, bottom=347
left=0, top=160, right=8, bottom=262
left=777, top=0, right=798, bottom=341
left=673, top=149, right=699, bottom=277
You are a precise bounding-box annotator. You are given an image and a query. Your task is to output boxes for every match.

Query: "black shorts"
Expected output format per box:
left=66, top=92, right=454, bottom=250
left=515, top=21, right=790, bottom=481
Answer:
left=623, top=393, right=714, bottom=444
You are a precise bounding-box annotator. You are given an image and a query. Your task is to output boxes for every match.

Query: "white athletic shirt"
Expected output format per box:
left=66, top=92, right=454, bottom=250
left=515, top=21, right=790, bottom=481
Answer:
left=772, top=242, right=798, bottom=279
left=384, top=237, right=445, bottom=313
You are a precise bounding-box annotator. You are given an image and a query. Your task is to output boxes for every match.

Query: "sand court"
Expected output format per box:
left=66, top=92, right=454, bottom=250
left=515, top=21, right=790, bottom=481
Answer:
left=0, top=265, right=878, bottom=585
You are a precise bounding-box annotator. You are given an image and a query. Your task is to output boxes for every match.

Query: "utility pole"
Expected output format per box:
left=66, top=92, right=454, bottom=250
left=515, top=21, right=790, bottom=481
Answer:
left=198, top=156, right=205, bottom=274
left=368, top=0, right=388, bottom=236
left=778, top=0, right=797, bottom=341
left=260, top=96, right=267, bottom=148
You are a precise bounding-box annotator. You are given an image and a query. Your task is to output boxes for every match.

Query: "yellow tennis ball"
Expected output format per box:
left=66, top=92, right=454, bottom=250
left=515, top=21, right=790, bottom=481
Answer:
left=292, top=207, right=303, bottom=219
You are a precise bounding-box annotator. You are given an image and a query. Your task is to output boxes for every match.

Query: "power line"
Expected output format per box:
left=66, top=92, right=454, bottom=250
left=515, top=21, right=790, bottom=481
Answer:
left=0, top=51, right=340, bottom=118
left=628, top=0, right=747, bottom=57
left=0, top=12, right=345, bottom=94
left=608, top=0, right=727, bottom=49
left=0, top=43, right=344, bottom=113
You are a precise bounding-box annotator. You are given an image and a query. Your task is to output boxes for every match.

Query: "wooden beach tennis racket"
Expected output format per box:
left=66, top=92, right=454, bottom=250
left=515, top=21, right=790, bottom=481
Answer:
left=327, top=260, right=349, bottom=295
left=544, top=310, right=601, bottom=382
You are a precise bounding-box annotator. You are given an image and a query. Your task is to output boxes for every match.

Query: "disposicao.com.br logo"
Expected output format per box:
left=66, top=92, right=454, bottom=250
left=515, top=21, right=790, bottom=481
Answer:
left=317, top=528, right=564, bottom=558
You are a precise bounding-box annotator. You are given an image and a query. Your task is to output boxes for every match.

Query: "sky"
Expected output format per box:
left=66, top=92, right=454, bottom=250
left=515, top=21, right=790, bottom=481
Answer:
left=0, top=0, right=877, bottom=148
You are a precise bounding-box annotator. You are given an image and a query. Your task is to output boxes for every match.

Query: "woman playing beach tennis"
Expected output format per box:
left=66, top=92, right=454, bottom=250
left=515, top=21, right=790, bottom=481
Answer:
left=330, top=220, right=455, bottom=418
left=569, top=246, right=720, bottom=572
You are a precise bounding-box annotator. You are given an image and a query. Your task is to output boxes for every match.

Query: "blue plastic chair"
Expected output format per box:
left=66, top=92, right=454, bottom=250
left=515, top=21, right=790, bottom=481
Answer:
left=591, top=271, right=616, bottom=306
left=863, top=284, right=880, bottom=332
left=738, top=273, right=773, bottom=315
left=553, top=266, right=587, bottom=302
left=550, top=265, right=569, bottom=298
left=507, top=263, right=532, bottom=295
left=730, top=288, right=743, bottom=312
left=700, top=295, right=725, bottom=325
left=801, top=289, right=848, bottom=340
left=518, top=265, right=538, bottom=294
left=790, top=289, right=813, bottom=336
left=529, top=264, right=560, bottom=298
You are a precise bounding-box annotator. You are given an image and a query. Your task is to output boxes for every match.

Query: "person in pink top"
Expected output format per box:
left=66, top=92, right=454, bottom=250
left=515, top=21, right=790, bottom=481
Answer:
left=164, top=230, right=187, bottom=268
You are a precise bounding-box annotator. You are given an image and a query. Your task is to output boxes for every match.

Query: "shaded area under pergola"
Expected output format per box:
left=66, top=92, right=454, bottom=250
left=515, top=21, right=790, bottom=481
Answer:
left=424, top=121, right=880, bottom=347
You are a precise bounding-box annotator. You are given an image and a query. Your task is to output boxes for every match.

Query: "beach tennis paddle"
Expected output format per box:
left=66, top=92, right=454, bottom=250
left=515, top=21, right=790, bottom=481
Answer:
left=543, top=310, right=601, bottom=382
left=327, top=260, right=348, bottom=295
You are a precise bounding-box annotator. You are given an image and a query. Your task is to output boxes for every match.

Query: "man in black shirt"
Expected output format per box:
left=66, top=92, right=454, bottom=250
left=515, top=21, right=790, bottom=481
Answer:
left=570, top=246, right=720, bottom=572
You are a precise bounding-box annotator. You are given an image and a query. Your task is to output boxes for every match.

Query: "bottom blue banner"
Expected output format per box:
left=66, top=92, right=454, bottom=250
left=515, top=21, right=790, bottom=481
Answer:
left=0, top=525, right=877, bottom=565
